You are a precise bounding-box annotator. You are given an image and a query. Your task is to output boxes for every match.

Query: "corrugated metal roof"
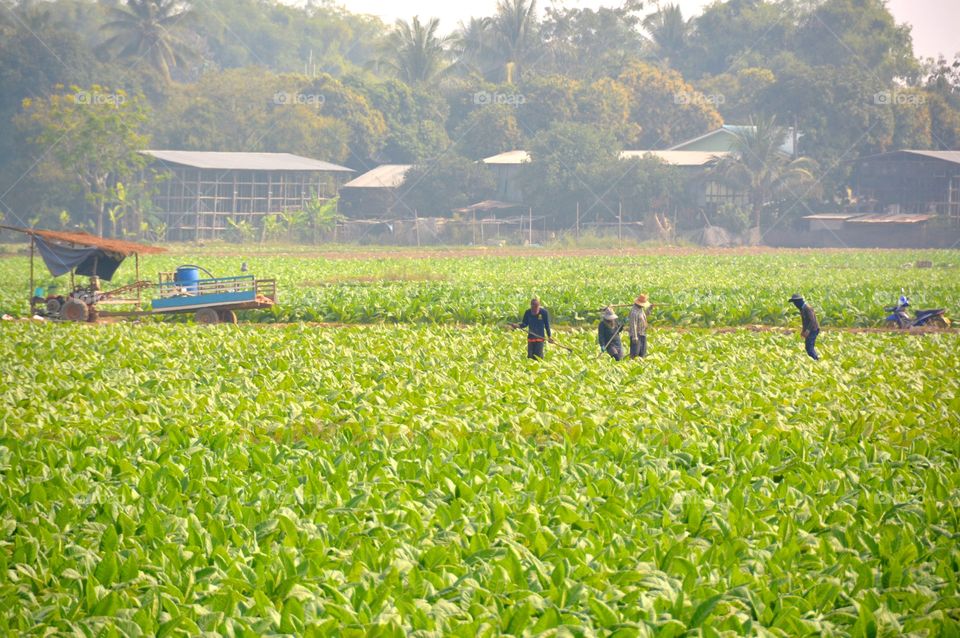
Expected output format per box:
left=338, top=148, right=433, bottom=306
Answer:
left=342, top=164, right=413, bottom=188
left=668, top=126, right=798, bottom=156
left=619, top=150, right=730, bottom=166
left=846, top=214, right=932, bottom=224
left=482, top=150, right=531, bottom=165
left=481, top=149, right=728, bottom=167
left=802, top=213, right=862, bottom=220
left=1, top=225, right=166, bottom=255
left=898, top=150, right=960, bottom=165
left=141, top=150, right=354, bottom=172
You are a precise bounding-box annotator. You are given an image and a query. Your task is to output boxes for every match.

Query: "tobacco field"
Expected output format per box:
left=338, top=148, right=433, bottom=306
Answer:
left=2, top=249, right=959, bottom=326
left=1, top=320, right=958, bottom=636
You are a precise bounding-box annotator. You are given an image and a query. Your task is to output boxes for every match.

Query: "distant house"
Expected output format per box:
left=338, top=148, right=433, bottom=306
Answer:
left=142, top=150, right=354, bottom=241
left=669, top=124, right=799, bottom=156
left=852, top=150, right=960, bottom=226
left=619, top=150, right=745, bottom=213
left=338, top=164, right=413, bottom=219
left=481, top=148, right=746, bottom=221
left=481, top=150, right=530, bottom=202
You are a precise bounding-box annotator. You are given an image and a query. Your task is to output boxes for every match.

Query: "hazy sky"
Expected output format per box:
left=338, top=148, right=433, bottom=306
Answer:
left=325, top=0, right=959, bottom=61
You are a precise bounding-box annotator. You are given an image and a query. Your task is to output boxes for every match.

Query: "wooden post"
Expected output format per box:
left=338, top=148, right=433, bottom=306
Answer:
left=135, top=252, right=141, bottom=310
left=618, top=200, right=623, bottom=248
left=575, top=201, right=580, bottom=239
left=28, top=235, right=35, bottom=314
left=528, top=207, right=533, bottom=245
left=414, top=209, right=421, bottom=247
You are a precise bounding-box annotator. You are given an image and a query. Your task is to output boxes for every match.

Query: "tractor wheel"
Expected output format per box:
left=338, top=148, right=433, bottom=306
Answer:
left=218, top=309, right=238, bottom=324
left=195, top=308, right=219, bottom=324
left=45, top=298, right=62, bottom=316
left=62, top=299, right=89, bottom=322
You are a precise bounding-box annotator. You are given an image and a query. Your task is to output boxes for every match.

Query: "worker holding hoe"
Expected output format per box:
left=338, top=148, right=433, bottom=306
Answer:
left=598, top=307, right=624, bottom=360
left=789, top=293, right=820, bottom=360
left=511, top=297, right=553, bottom=359
left=627, top=294, right=651, bottom=358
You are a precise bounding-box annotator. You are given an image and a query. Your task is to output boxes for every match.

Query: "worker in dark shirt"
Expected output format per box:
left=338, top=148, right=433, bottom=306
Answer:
left=597, top=307, right=624, bottom=361
left=789, top=293, right=820, bottom=360
left=513, top=297, right=552, bottom=359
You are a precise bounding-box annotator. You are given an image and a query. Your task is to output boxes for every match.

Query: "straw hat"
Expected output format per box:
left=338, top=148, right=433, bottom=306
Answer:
left=788, top=293, right=804, bottom=303
left=602, top=307, right=618, bottom=321
left=634, top=294, right=650, bottom=306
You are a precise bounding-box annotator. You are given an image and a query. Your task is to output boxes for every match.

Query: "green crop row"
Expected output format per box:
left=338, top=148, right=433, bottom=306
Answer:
left=2, top=250, right=959, bottom=326
left=1, top=322, right=958, bottom=636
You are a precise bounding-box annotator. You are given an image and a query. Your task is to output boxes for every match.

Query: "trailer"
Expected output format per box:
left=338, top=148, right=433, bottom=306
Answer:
left=1, top=225, right=276, bottom=323
left=151, top=265, right=276, bottom=324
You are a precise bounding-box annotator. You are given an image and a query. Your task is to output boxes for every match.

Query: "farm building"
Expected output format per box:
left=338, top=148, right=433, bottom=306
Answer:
left=669, top=124, right=799, bottom=156
left=142, top=150, right=354, bottom=241
left=788, top=212, right=940, bottom=248
left=481, top=149, right=744, bottom=218
left=619, top=150, right=744, bottom=213
left=338, top=164, right=413, bottom=219
left=852, top=150, right=960, bottom=226
left=481, top=150, right=529, bottom=203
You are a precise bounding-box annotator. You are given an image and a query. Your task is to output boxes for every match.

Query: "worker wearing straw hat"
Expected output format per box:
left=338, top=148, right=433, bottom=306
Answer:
left=628, top=294, right=651, bottom=358
left=598, top=306, right=624, bottom=360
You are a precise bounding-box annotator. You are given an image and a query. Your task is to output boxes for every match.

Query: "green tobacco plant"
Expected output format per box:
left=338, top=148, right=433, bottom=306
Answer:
left=0, top=322, right=957, bottom=635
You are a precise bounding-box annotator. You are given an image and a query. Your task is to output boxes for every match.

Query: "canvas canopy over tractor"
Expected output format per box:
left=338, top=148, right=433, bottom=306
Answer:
left=1, top=225, right=276, bottom=324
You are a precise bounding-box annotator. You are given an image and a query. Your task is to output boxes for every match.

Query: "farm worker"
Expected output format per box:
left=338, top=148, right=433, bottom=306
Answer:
left=514, top=297, right=553, bottom=359
left=598, top=307, right=624, bottom=361
left=789, top=293, right=820, bottom=360
left=627, top=294, right=651, bottom=358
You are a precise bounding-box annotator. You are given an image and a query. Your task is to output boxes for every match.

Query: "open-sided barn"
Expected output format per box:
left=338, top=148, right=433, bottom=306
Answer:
left=142, top=150, right=354, bottom=241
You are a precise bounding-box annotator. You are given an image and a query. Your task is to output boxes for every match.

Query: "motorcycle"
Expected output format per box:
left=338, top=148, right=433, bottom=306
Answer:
left=884, top=295, right=951, bottom=328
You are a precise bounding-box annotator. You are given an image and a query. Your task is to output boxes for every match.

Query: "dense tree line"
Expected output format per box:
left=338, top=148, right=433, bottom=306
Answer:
left=0, top=0, right=958, bottom=238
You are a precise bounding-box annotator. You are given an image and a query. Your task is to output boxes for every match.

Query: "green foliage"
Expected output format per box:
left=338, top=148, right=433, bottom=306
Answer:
left=16, top=85, right=151, bottom=237
left=0, top=321, right=957, bottom=635
left=617, top=61, right=723, bottom=148
left=400, top=156, right=497, bottom=217
left=224, top=219, right=256, bottom=244
left=4, top=249, right=957, bottom=328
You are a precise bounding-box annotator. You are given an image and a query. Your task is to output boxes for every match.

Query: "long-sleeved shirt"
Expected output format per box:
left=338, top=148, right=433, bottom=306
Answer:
left=800, top=303, right=819, bottom=332
left=520, top=307, right=551, bottom=341
left=598, top=320, right=622, bottom=350
left=627, top=304, right=647, bottom=339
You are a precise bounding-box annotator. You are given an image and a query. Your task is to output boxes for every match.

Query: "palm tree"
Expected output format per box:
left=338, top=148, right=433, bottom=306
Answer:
left=98, top=0, right=194, bottom=83
left=451, top=17, right=496, bottom=78
left=492, top=0, right=540, bottom=83
left=377, top=16, right=452, bottom=86
left=642, top=3, right=688, bottom=65
left=713, top=116, right=819, bottom=236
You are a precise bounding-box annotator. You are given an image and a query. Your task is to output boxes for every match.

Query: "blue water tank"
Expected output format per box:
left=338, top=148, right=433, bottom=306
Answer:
left=174, top=266, right=200, bottom=293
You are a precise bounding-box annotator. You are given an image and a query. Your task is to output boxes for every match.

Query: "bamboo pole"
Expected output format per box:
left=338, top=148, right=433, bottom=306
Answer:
left=618, top=200, right=623, bottom=248
left=29, top=236, right=35, bottom=314
left=135, top=252, right=141, bottom=309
